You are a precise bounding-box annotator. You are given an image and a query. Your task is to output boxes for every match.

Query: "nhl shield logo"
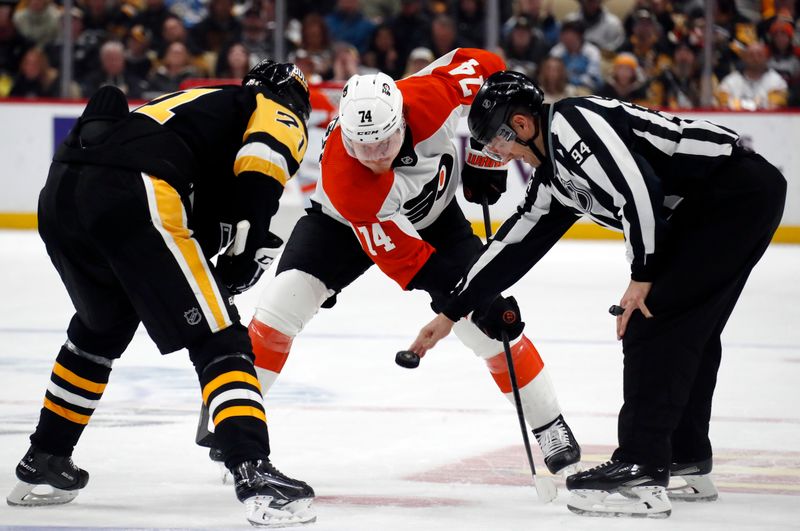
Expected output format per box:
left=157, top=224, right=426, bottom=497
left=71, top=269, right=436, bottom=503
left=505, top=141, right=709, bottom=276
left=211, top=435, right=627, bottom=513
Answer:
left=184, top=307, right=202, bottom=326
left=401, top=155, right=413, bottom=165
left=382, top=83, right=391, bottom=96
left=482, top=99, right=493, bottom=109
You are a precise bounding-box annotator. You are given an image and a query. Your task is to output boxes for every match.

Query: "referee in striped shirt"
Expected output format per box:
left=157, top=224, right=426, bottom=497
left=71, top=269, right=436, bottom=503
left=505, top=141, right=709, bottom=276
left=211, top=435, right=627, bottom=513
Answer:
left=411, top=71, right=786, bottom=515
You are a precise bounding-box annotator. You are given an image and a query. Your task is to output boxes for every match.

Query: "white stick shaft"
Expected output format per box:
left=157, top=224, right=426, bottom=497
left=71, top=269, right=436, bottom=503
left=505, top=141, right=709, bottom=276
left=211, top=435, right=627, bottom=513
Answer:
left=227, top=220, right=250, bottom=256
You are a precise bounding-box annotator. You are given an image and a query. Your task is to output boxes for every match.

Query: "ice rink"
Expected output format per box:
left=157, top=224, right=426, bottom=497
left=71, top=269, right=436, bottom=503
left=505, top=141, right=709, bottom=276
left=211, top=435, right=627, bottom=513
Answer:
left=1, top=226, right=798, bottom=531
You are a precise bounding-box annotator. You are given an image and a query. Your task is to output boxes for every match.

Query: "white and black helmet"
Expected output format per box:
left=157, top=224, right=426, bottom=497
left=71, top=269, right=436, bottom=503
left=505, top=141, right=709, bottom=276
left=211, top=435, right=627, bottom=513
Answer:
left=338, top=73, right=403, bottom=144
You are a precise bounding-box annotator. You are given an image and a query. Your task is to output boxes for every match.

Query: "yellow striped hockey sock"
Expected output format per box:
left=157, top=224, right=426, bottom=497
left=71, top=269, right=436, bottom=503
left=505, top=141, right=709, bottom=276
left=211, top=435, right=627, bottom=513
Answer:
left=200, top=353, right=270, bottom=468
left=30, top=342, right=113, bottom=456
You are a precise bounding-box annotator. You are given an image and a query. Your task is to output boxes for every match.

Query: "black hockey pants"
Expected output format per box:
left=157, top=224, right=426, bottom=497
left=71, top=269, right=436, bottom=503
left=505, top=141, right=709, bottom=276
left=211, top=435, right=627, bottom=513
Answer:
left=612, top=150, right=786, bottom=468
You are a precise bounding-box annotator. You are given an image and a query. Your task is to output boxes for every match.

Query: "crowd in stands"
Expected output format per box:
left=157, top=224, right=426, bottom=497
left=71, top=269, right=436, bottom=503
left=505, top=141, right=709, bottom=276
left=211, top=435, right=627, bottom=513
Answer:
left=0, top=0, right=798, bottom=109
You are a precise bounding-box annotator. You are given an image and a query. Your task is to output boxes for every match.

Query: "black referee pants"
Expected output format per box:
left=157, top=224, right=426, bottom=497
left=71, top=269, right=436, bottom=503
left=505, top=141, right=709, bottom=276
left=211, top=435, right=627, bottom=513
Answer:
left=613, top=151, right=786, bottom=468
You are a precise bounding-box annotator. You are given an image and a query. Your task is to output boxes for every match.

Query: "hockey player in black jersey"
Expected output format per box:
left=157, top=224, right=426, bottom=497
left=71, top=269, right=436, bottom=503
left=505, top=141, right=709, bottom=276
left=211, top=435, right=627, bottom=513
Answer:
left=6, top=60, right=316, bottom=527
left=411, top=71, right=786, bottom=518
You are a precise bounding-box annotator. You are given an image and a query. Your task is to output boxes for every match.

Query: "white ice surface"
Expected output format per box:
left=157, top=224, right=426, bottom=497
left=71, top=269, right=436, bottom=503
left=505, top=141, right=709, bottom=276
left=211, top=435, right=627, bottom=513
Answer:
left=0, top=230, right=798, bottom=531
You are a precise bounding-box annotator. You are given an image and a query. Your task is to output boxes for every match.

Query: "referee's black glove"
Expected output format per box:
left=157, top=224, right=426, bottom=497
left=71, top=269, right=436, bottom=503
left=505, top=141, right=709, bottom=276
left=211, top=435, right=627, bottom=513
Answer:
left=461, top=140, right=508, bottom=205
left=217, top=231, right=283, bottom=295
left=471, top=296, right=525, bottom=341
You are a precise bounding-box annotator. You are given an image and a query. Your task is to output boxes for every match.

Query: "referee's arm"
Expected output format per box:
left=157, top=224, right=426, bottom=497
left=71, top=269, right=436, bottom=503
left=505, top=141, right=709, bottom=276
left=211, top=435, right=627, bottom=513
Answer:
left=441, top=177, right=579, bottom=321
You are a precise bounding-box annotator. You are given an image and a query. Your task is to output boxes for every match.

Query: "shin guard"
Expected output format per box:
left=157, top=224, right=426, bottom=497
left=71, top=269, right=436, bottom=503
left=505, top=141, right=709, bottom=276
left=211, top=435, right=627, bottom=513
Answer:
left=484, top=336, right=562, bottom=430
left=249, top=319, right=294, bottom=395
left=200, top=354, right=269, bottom=468
left=30, top=342, right=113, bottom=456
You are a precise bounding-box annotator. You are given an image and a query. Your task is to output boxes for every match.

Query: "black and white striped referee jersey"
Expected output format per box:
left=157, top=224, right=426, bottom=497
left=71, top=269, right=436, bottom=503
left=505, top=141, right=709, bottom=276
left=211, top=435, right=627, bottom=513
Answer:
left=443, top=96, right=742, bottom=320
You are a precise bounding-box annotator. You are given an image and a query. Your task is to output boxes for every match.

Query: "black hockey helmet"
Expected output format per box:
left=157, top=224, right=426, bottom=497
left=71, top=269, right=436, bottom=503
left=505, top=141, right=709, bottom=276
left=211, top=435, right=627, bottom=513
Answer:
left=243, top=59, right=311, bottom=122
left=468, top=70, right=544, bottom=160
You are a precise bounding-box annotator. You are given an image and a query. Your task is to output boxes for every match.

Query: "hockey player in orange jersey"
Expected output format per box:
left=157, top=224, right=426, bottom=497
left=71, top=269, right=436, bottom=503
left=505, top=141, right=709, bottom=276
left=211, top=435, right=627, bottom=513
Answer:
left=203, top=49, right=582, bottom=476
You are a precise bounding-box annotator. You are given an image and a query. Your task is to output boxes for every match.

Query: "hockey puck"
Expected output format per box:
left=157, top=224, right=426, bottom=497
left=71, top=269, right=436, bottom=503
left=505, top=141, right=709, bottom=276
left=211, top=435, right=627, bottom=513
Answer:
left=395, top=350, right=420, bottom=369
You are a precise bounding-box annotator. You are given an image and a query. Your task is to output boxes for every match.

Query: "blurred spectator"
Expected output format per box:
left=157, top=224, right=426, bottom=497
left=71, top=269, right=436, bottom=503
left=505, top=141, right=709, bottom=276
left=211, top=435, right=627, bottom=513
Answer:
left=361, top=0, right=400, bottom=23
left=624, top=0, right=675, bottom=37
left=757, top=0, right=795, bottom=39
left=131, top=0, right=172, bottom=52
left=148, top=41, right=200, bottom=94
left=325, top=0, right=375, bottom=54
left=215, top=41, right=250, bottom=79
left=453, top=0, right=484, bottom=48
left=45, top=7, right=101, bottom=83
left=429, top=14, right=464, bottom=58
left=401, top=45, right=433, bottom=76
left=12, top=0, right=60, bottom=48
left=288, top=48, right=323, bottom=83
left=503, top=18, right=549, bottom=79
left=389, top=0, right=431, bottom=66
left=82, top=40, right=148, bottom=99
left=596, top=52, right=650, bottom=104
left=564, top=0, right=625, bottom=55
left=166, top=0, right=207, bottom=28
left=125, top=24, right=155, bottom=80
left=81, top=0, right=130, bottom=39
left=10, top=46, right=79, bottom=97
left=537, top=55, right=579, bottom=102
left=299, top=12, right=333, bottom=77
left=502, top=0, right=559, bottom=49
left=190, top=0, right=241, bottom=53
left=159, top=14, right=201, bottom=57
left=713, top=0, right=759, bottom=76
left=618, top=8, right=672, bottom=79
left=717, top=41, right=788, bottom=109
left=240, top=8, right=273, bottom=64
left=1, top=3, right=33, bottom=93
left=649, top=38, right=711, bottom=109
left=329, top=41, right=375, bottom=81
left=288, top=0, right=336, bottom=21
left=548, top=19, right=602, bottom=92
left=362, top=23, right=401, bottom=78
left=765, top=18, right=800, bottom=105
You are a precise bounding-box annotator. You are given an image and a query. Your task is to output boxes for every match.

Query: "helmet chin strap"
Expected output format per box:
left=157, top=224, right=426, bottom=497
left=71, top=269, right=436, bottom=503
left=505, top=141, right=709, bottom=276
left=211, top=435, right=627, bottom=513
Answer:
left=514, top=116, right=547, bottom=162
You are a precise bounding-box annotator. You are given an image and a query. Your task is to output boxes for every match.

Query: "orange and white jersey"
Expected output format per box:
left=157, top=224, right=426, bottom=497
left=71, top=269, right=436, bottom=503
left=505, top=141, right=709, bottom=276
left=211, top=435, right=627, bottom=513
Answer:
left=311, top=48, right=505, bottom=288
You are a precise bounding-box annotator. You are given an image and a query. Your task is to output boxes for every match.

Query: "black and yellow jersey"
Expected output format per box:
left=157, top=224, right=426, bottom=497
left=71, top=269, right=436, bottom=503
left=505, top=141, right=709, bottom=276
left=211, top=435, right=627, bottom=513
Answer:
left=126, top=85, right=308, bottom=195
left=53, top=84, right=308, bottom=256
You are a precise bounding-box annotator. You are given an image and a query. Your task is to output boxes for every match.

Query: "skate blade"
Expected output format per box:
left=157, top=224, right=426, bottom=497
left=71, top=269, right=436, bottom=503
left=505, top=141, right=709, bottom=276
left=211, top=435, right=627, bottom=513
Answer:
left=555, top=463, right=582, bottom=477
left=567, top=486, right=671, bottom=519
left=667, top=475, right=719, bottom=502
left=217, top=462, right=231, bottom=485
left=245, top=496, right=316, bottom=528
left=6, top=481, right=79, bottom=507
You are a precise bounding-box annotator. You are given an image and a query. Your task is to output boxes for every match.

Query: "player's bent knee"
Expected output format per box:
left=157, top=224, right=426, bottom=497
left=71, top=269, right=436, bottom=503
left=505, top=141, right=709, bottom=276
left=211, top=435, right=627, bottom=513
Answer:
left=187, top=323, right=253, bottom=376
left=66, top=313, right=139, bottom=361
left=253, top=269, right=333, bottom=336
left=453, top=318, right=510, bottom=359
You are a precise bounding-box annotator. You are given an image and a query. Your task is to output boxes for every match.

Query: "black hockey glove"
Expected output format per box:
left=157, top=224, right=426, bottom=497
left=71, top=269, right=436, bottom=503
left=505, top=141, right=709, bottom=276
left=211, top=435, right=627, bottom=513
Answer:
left=471, top=295, right=525, bottom=341
left=461, top=139, right=509, bottom=205
left=216, top=231, right=283, bottom=295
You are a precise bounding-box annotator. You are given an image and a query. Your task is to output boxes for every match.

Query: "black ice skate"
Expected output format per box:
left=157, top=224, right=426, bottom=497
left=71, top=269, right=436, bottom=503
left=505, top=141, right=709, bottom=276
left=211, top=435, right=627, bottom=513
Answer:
left=668, top=457, right=718, bottom=502
left=566, top=460, right=671, bottom=518
left=7, top=445, right=89, bottom=506
left=233, top=459, right=316, bottom=528
left=533, top=415, right=581, bottom=474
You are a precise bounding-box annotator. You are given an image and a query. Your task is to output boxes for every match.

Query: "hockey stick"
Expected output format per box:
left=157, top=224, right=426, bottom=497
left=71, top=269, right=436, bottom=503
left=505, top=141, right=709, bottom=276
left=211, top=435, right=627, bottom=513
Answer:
left=226, top=220, right=250, bottom=256
left=196, top=220, right=252, bottom=451
left=482, top=199, right=558, bottom=503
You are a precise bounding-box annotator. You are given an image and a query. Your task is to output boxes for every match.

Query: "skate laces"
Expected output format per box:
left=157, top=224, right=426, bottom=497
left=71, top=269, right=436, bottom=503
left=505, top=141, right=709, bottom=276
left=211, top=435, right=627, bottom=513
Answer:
left=537, top=420, right=572, bottom=459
